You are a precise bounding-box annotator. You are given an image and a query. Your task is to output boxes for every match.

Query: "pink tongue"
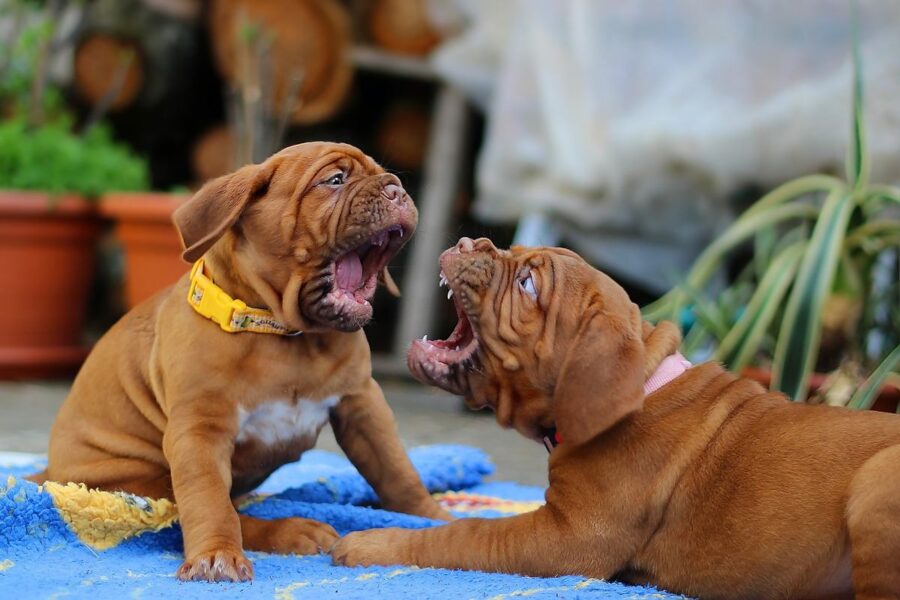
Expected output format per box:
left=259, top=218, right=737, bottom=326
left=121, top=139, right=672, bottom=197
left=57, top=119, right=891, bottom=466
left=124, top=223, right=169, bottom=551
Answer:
left=336, top=252, right=363, bottom=291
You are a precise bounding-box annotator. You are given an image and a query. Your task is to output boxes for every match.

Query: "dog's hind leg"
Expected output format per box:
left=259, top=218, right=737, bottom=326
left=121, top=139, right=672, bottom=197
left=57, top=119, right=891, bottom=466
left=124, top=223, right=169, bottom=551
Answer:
left=846, top=444, right=900, bottom=600
left=239, top=514, right=339, bottom=555
left=48, top=458, right=174, bottom=500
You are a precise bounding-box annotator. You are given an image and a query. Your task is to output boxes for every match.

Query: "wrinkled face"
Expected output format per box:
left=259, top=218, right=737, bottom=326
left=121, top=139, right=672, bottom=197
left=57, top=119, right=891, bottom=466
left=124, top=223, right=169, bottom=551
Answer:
left=408, top=238, right=628, bottom=441
left=176, top=142, right=417, bottom=332
left=282, top=145, right=416, bottom=330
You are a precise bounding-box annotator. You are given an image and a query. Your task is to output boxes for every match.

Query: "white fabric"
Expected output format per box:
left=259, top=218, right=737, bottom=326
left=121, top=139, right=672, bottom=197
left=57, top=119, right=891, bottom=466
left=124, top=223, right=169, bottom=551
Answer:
left=430, top=0, right=900, bottom=291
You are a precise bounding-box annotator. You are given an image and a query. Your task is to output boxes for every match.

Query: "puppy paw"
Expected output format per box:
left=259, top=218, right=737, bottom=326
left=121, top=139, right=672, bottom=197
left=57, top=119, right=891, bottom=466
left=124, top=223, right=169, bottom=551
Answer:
left=331, top=529, right=407, bottom=567
left=176, top=548, right=253, bottom=582
left=242, top=516, right=339, bottom=555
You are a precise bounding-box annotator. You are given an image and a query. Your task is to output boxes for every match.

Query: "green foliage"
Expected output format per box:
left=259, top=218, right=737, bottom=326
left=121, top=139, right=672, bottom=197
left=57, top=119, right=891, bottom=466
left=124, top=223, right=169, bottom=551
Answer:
left=0, top=0, right=150, bottom=197
left=643, top=11, right=900, bottom=403
left=848, top=345, right=900, bottom=410
left=0, top=116, right=149, bottom=197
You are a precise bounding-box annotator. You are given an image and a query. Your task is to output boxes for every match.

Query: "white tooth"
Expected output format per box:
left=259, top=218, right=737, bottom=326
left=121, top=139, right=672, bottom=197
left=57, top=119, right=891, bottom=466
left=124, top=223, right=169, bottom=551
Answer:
left=447, top=289, right=454, bottom=299
left=422, top=335, right=428, bottom=342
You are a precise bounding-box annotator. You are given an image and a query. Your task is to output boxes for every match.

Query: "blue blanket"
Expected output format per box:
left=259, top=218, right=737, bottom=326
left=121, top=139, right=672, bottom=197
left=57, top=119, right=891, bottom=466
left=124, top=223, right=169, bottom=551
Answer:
left=0, top=446, right=683, bottom=599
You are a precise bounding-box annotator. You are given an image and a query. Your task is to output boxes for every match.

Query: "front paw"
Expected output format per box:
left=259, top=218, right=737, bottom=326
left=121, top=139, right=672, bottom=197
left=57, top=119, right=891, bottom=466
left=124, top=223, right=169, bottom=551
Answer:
left=244, top=517, right=340, bottom=555
left=177, top=547, right=253, bottom=582
left=331, top=529, right=409, bottom=567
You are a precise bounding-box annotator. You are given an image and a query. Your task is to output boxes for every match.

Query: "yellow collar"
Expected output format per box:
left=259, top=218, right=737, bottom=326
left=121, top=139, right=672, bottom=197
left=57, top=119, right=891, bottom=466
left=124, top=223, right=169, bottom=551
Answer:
left=187, top=259, right=301, bottom=336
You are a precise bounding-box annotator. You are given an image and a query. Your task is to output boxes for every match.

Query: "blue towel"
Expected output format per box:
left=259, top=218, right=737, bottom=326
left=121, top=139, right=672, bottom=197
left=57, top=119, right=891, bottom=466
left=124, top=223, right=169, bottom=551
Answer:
left=0, top=445, right=684, bottom=599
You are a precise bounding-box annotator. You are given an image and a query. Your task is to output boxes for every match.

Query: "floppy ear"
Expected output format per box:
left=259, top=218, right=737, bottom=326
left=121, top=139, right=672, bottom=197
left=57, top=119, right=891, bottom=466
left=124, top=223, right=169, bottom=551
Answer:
left=552, top=309, right=645, bottom=446
left=380, top=268, right=401, bottom=297
left=172, top=163, right=271, bottom=263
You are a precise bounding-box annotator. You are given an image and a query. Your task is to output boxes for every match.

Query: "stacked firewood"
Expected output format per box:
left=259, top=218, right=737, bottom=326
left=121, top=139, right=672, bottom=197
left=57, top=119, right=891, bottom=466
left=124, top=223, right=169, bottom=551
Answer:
left=69, top=0, right=445, bottom=188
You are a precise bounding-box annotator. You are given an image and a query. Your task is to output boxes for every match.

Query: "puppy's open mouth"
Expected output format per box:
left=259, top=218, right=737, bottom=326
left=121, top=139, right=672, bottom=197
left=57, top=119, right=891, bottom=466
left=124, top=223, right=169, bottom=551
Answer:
left=331, top=224, right=405, bottom=305
left=407, top=270, right=478, bottom=393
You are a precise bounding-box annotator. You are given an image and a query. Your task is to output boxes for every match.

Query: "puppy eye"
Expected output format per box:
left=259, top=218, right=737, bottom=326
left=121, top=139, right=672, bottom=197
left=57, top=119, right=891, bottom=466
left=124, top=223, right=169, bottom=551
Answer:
left=325, top=173, right=344, bottom=186
left=519, top=273, right=537, bottom=299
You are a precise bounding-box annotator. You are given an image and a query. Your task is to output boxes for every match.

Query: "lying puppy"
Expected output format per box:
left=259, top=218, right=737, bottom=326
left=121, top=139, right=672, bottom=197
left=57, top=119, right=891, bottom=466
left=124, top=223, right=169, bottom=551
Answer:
left=32, top=142, right=450, bottom=582
left=333, top=237, right=900, bottom=599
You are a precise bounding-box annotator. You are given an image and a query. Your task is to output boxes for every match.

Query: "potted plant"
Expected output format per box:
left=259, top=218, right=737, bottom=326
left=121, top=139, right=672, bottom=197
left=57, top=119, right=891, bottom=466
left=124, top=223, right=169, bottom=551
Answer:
left=100, top=14, right=316, bottom=311
left=643, top=29, right=900, bottom=411
left=99, top=190, right=190, bottom=309
left=0, top=2, right=148, bottom=377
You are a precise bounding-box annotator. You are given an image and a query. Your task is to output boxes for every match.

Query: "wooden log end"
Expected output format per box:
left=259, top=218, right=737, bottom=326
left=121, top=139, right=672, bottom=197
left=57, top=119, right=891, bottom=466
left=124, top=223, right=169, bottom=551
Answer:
left=367, top=0, right=443, bottom=57
left=73, top=34, right=145, bottom=111
left=191, top=125, right=235, bottom=183
left=375, top=104, right=431, bottom=172
left=209, top=0, right=353, bottom=125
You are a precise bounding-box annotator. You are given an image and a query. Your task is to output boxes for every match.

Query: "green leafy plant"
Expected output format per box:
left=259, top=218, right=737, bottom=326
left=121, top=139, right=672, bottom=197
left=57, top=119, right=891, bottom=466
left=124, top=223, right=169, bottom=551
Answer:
left=0, top=0, right=149, bottom=197
left=0, top=116, right=148, bottom=196
left=643, top=14, right=900, bottom=406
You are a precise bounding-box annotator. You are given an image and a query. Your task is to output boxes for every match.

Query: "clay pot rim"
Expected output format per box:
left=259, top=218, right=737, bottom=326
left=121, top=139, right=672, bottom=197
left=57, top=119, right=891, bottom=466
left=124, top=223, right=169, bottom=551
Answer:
left=99, top=191, right=190, bottom=220
left=0, top=190, right=98, bottom=216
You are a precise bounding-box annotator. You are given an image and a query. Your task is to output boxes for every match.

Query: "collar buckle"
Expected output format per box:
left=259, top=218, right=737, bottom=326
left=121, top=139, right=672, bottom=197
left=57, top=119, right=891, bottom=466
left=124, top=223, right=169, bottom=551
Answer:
left=188, top=259, right=246, bottom=333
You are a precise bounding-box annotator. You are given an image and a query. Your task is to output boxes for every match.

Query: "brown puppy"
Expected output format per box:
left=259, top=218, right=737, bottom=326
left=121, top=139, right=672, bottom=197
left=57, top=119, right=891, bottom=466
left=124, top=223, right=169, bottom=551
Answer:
left=33, top=142, right=450, bottom=582
left=333, top=237, right=900, bottom=599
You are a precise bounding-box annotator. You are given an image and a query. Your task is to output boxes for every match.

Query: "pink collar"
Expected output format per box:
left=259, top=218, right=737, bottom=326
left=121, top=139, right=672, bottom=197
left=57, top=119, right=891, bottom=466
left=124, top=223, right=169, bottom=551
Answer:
left=644, top=352, right=692, bottom=396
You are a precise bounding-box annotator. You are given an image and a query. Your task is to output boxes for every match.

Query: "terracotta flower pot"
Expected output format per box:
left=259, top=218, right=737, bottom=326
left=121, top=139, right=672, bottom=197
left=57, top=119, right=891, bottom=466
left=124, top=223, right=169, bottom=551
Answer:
left=741, top=366, right=900, bottom=413
left=0, top=192, right=103, bottom=379
left=100, top=192, right=190, bottom=309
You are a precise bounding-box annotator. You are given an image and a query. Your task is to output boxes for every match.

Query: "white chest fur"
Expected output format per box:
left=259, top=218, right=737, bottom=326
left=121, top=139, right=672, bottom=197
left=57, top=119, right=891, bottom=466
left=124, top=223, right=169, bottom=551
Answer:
left=236, top=395, right=340, bottom=447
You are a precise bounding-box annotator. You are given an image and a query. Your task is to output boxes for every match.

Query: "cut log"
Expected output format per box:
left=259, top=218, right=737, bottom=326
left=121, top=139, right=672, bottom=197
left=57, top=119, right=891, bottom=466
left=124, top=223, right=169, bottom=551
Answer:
left=191, top=125, right=235, bottom=183
left=375, top=103, right=431, bottom=171
left=73, top=34, right=145, bottom=111
left=72, top=0, right=206, bottom=111
left=209, top=0, right=353, bottom=125
left=70, top=0, right=225, bottom=189
left=367, top=0, right=442, bottom=57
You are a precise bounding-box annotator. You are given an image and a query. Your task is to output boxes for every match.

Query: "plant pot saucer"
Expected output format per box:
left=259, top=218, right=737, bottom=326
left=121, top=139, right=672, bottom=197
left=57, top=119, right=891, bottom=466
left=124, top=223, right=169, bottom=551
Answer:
left=0, top=345, right=90, bottom=379
left=0, top=191, right=102, bottom=381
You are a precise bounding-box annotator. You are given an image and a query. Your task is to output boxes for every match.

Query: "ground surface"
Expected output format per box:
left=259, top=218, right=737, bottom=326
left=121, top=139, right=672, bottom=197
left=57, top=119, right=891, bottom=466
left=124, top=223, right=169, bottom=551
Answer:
left=0, top=380, right=548, bottom=487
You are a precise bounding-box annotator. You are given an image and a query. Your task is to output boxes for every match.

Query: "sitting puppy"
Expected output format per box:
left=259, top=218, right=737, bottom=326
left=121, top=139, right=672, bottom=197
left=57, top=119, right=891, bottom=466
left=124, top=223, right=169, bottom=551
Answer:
left=333, top=237, right=900, bottom=600
left=32, top=142, right=450, bottom=582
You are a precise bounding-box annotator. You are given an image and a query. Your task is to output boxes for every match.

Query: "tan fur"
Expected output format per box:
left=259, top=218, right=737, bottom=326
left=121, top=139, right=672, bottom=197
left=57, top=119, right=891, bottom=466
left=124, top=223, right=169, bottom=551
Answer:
left=333, top=238, right=900, bottom=600
left=31, top=142, right=449, bottom=583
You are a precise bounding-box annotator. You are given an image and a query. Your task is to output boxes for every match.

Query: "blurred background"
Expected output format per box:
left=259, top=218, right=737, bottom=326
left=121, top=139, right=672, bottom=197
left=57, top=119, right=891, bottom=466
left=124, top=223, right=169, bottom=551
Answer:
left=0, top=0, right=898, bottom=485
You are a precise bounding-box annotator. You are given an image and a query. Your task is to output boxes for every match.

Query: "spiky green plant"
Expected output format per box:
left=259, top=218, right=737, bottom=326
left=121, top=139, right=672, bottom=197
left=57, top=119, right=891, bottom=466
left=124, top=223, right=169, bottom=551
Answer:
left=643, top=13, right=900, bottom=405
